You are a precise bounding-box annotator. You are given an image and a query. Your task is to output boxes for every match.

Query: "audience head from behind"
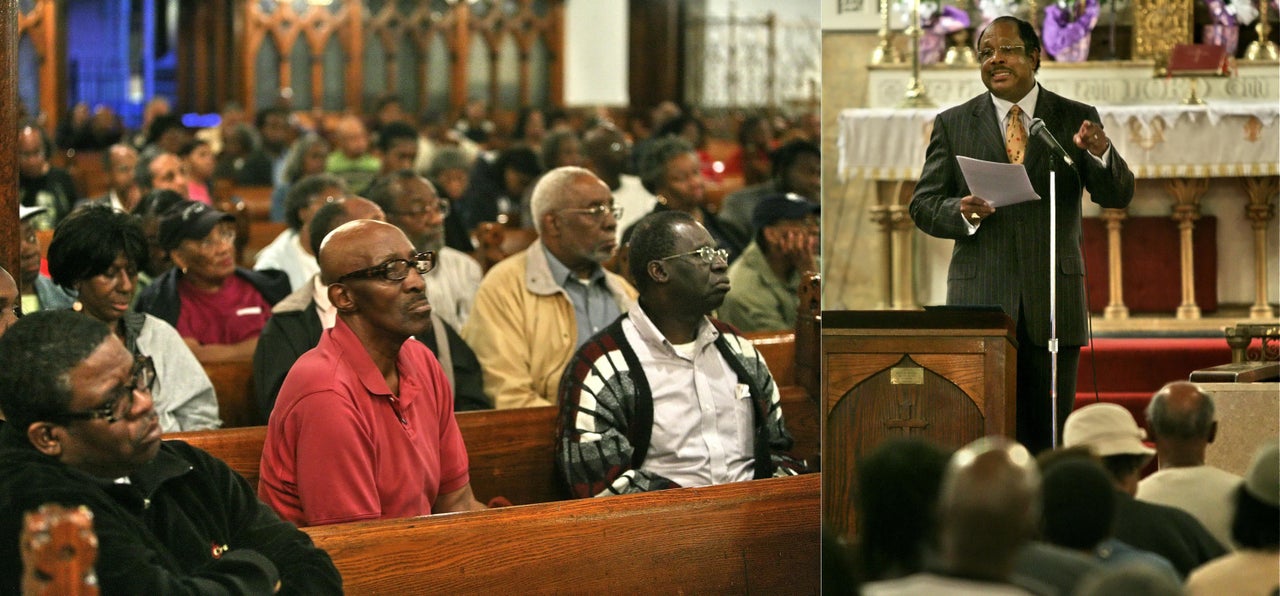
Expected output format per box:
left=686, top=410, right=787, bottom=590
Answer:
left=0, top=265, right=18, bottom=339
left=1037, top=448, right=1117, bottom=552
left=0, top=310, right=160, bottom=478
left=626, top=210, right=729, bottom=319
left=1235, top=440, right=1279, bottom=550
left=1144, top=381, right=1216, bottom=466
left=368, top=170, right=448, bottom=254
left=47, top=205, right=149, bottom=326
left=530, top=167, right=620, bottom=278
left=771, top=139, right=821, bottom=202
left=638, top=136, right=703, bottom=211
left=936, top=436, right=1040, bottom=581
left=309, top=197, right=387, bottom=257
left=1064, top=403, right=1155, bottom=495
left=376, top=121, right=420, bottom=175
left=855, top=437, right=952, bottom=582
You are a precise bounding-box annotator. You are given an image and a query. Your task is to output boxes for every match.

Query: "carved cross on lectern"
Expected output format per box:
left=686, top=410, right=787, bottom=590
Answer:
left=886, top=395, right=929, bottom=436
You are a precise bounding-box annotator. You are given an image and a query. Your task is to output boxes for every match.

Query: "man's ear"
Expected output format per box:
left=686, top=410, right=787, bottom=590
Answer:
left=646, top=260, right=670, bottom=285
left=328, top=283, right=357, bottom=313
left=27, top=422, right=64, bottom=458
left=541, top=212, right=560, bottom=238
left=1207, top=420, right=1217, bottom=444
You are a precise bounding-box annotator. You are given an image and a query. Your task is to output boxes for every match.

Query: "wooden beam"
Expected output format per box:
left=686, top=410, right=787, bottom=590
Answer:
left=1, top=0, right=17, bottom=279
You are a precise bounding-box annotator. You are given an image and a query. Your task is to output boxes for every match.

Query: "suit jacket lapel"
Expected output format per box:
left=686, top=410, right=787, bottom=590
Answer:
left=968, top=94, right=1006, bottom=162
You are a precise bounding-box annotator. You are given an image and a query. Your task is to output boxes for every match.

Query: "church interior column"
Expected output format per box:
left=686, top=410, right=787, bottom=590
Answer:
left=1101, top=207, right=1129, bottom=320
left=1243, top=176, right=1279, bottom=319
left=1167, top=177, right=1208, bottom=320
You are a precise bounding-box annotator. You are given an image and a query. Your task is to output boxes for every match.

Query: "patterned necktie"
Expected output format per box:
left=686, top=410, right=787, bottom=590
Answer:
left=1006, top=105, right=1027, bottom=164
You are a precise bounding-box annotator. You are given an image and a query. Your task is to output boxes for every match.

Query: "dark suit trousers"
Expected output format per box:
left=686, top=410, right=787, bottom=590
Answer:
left=1015, top=308, right=1080, bottom=455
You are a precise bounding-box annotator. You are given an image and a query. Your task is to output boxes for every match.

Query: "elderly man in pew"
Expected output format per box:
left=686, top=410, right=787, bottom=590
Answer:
left=0, top=311, right=341, bottom=594
left=1137, top=381, right=1242, bottom=550
left=254, top=196, right=488, bottom=423
left=77, top=143, right=142, bottom=213
left=259, top=218, right=488, bottom=526
left=558, top=211, right=804, bottom=498
left=463, top=166, right=637, bottom=409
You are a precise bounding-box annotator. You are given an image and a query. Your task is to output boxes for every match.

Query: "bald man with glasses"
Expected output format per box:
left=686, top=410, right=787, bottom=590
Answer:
left=258, top=219, right=486, bottom=527
left=557, top=211, right=804, bottom=498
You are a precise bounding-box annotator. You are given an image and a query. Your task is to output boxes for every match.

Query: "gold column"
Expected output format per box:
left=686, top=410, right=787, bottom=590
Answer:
left=1167, top=178, right=1208, bottom=320
left=870, top=198, right=894, bottom=309
left=890, top=204, right=919, bottom=309
left=1101, top=208, right=1129, bottom=320
left=1243, top=176, right=1279, bottom=319
left=871, top=0, right=902, bottom=65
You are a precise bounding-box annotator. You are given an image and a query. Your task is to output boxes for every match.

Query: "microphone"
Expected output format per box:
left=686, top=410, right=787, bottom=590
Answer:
left=1028, top=118, right=1075, bottom=167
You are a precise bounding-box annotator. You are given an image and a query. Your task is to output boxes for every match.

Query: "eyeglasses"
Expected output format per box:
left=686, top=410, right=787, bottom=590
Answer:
left=55, top=355, right=156, bottom=424
left=977, top=45, right=1027, bottom=63
left=336, top=251, right=436, bottom=283
left=657, top=246, right=729, bottom=265
left=197, top=227, right=236, bottom=249
left=559, top=203, right=623, bottom=220
left=389, top=199, right=450, bottom=219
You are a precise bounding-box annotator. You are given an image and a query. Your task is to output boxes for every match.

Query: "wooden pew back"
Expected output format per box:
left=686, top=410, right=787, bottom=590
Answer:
left=168, top=387, right=819, bottom=503
left=201, top=359, right=259, bottom=429
left=302, top=474, right=820, bottom=595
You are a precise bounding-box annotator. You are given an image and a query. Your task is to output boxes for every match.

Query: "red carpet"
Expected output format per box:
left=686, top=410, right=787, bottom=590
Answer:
left=1073, top=337, right=1233, bottom=429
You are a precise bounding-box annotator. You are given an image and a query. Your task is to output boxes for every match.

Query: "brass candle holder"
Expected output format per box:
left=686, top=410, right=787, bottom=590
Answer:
left=1244, top=0, right=1279, bottom=61
left=898, top=0, right=936, bottom=107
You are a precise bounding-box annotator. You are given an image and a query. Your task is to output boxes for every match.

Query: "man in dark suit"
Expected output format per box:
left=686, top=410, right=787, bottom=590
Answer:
left=909, top=16, right=1135, bottom=454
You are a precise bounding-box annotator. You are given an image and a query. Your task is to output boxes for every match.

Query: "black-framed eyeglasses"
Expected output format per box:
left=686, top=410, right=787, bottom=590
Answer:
left=335, top=251, right=436, bottom=283
left=55, top=355, right=156, bottom=424
left=657, top=246, right=729, bottom=265
left=559, top=203, right=623, bottom=220
left=977, top=44, right=1027, bottom=62
left=388, top=199, right=450, bottom=219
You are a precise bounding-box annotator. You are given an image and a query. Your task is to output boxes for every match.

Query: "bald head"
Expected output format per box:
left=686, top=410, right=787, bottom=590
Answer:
left=1146, top=381, right=1216, bottom=466
left=938, top=437, right=1040, bottom=579
left=317, top=219, right=402, bottom=285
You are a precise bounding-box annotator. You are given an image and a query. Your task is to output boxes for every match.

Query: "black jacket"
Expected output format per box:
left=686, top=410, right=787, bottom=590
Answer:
left=0, top=425, right=341, bottom=594
left=136, top=267, right=292, bottom=329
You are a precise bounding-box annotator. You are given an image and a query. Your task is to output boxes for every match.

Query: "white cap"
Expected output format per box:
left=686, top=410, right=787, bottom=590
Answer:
left=18, top=205, right=47, bottom=221
left=1063, top=403, right=1156, bottom=457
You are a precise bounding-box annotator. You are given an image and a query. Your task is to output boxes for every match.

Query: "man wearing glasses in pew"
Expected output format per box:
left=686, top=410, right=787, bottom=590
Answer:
left=557, top=211, right=805, bottom=497
left=0, top=310, right=340, bottom=594
left=259, top=219, right=488, bottom=527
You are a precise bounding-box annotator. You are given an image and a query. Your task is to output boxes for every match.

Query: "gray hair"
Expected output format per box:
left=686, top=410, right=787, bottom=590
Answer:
left=529, top=166, right=596, bottom=236
left=638, top=135, right=695, bottom=195
left=282, top=133, right=330, bottom=184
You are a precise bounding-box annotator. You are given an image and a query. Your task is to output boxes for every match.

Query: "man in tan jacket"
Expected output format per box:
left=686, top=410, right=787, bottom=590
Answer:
left=463, top=167, right=636, bottom=409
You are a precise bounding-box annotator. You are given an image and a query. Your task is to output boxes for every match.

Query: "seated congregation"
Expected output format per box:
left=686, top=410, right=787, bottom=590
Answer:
left=0, top=103, right=825, bottom=590
left=831, top=380, right=1278, bottom=596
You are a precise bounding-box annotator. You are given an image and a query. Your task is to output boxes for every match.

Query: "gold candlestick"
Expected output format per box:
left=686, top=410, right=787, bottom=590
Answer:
left=899, top=0, right=936, bottom=107
left=872, top=0, right=904, bottom=64
left=1245, top=0, right=1279, bottom=61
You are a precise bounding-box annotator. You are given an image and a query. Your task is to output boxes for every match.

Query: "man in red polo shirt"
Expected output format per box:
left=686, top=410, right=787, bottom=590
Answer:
left=258, top=219, right=486, bottom=526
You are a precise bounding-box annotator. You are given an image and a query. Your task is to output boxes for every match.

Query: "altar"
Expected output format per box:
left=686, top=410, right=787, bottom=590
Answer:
left=826, top=64, right=1280, bottom=323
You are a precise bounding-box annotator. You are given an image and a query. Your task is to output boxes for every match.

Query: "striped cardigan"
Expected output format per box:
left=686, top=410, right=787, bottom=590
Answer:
left=556, top=314, right=801, bottom=498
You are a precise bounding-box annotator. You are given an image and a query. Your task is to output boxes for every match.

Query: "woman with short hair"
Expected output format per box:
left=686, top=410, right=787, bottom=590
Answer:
left=47, top=205, right=221, bottom=432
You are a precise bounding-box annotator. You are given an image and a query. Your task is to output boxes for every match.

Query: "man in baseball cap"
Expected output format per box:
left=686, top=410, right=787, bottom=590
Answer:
left=17, top=205, right=74, bottom=315
left=1063, top=402, right=1226, bottom=576
left=718, top=192, right=819, bottom=332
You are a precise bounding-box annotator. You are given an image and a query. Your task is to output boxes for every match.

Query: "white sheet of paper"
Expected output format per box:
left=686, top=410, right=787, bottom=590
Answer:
left=956, top=156, right=1041, bottom=207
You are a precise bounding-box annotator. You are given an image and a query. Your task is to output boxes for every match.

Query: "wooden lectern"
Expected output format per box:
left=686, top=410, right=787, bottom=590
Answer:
left=822, top=310, right=1017, bottom=540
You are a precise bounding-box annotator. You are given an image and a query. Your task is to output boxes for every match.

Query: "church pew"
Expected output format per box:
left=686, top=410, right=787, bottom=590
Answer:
left=301, top=473, right=820, bottom=595
left=167, top=386, right=819, bottom=504
left=201, top=359, right=259, bottom=429
left=745, top=330, right=796, bottom=387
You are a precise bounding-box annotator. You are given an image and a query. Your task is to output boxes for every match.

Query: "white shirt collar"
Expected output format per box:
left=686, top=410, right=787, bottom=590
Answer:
left=311, top=275, right=337, bottom=329
left=991, top=83, right=1040, bottom=128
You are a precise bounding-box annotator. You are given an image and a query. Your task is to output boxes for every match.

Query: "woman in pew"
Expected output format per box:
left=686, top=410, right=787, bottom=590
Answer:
left=136, top=200, right=291, bottom=362
left=46, top=205, right=221, bottom=431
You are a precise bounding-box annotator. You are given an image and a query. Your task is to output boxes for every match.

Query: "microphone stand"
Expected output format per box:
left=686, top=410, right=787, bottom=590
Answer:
left=1048, top=154, right=1060, bottom=449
